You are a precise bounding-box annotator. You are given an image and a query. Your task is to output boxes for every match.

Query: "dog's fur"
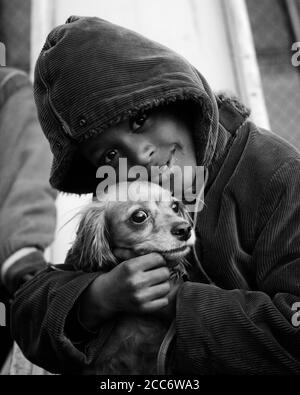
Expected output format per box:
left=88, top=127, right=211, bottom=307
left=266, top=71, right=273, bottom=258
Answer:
left=67, top=181, right=195, bottom=374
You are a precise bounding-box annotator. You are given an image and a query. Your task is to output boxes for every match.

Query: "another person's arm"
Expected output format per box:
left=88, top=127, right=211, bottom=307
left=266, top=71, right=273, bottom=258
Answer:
left=0, top=68, right=57, bottom=296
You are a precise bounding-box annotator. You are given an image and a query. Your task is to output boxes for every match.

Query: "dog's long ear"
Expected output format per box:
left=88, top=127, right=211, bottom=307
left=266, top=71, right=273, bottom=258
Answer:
left=66, top=202, right=118, bottom=272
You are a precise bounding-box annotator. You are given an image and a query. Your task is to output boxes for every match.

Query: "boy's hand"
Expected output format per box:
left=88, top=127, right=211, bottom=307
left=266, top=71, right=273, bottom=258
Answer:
left=114, top=248, right=178, bottom=324
left=78, top=251, right=172, bottom=330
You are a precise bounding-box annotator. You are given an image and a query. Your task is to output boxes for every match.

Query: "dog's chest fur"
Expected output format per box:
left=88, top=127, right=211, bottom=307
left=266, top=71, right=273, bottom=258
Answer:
left=82, top=272, right=186, bottom=375
left=84, top=314, right=169, bottom=375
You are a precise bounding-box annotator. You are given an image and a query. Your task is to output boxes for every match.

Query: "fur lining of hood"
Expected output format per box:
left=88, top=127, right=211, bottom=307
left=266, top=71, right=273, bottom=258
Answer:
left=216, top=92, right=251, bottom=120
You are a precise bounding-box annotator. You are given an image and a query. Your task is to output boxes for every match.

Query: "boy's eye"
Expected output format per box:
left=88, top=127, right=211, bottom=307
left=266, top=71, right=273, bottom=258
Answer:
left=130, top=113, right=148, bottom=133
left=103, top=149, right=119, bottom=165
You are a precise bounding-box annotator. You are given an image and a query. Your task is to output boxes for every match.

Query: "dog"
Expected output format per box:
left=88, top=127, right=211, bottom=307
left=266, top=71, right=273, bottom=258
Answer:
left=67, top=181, right=195, bottom=374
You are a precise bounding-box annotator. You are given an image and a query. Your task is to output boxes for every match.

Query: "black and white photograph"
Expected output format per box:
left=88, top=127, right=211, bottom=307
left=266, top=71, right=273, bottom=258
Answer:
left=0, top=0, right=300, bottom=383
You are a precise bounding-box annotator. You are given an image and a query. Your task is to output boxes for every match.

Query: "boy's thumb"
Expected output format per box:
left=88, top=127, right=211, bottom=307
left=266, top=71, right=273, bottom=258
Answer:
left=113, top=248, right=136, bottom=261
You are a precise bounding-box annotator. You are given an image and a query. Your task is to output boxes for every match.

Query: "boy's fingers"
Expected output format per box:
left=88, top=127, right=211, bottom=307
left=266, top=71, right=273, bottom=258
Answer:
left=137, top=282, right=171, bottom=302
left=115, top=250, right=167, bottom=271
left=141, top=298, right=169, bottom=313
left=142, top=267, right=170, bottom=286
left=114, top=250, right=165, bottom=266
left=113, top=248, right=136, bottom=261
left=134, top=253, right=167, bottom=271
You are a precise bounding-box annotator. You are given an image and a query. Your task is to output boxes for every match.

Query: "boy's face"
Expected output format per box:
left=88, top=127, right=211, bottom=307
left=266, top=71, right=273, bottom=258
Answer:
left=79, top=106, right=197, bottom=195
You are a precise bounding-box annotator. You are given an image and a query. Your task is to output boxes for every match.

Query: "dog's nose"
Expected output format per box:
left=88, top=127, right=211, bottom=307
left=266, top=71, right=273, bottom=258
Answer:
left=171, top=223, right=192, bottom=241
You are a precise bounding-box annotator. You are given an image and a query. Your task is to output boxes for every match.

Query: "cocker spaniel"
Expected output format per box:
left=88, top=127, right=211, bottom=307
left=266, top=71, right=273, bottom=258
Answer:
left=67, top=181, right=195, bottom=374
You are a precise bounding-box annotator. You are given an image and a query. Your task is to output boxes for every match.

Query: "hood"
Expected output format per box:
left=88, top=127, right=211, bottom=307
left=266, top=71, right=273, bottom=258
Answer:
left=34, top=15, right=221, bottom=194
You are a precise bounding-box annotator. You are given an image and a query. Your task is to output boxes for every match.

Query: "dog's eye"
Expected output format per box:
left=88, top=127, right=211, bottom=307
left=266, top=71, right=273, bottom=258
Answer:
left=131, top=210, right=148, bottom=224
left=171, top=201, right=180, bottom=213
left=130, top=113, right=148, bottom=133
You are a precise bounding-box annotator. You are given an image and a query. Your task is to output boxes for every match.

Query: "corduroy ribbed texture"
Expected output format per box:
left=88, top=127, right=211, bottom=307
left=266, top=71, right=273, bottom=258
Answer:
left=175, top=121, right=300, bottom=375
left=11, top=265, right=103, bottom=374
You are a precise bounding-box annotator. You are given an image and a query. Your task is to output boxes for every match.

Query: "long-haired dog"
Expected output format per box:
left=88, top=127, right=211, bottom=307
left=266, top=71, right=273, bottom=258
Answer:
left=67, top=181, right=195, bottom=374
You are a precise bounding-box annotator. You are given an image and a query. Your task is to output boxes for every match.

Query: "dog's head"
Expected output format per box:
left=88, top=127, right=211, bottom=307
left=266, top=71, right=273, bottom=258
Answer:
left=69, top=181, right=195, bottom=273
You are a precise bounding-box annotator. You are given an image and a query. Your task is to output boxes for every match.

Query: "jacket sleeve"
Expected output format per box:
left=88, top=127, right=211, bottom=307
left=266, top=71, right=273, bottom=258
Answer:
left=0, top=70, right=57, bottom=292
left=175, top=158, right=300, bottom=374
left=11, top=265, right=112, bottom=374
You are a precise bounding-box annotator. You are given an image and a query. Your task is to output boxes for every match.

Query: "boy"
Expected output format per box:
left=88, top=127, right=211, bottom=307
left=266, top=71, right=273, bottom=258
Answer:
left=11, top=16, right=300, bottom=374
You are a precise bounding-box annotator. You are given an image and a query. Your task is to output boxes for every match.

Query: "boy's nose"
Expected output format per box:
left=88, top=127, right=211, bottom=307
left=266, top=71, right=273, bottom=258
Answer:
left=131, top=143, right=156, bottom=166
left=171, top=223, right=192, bottom=241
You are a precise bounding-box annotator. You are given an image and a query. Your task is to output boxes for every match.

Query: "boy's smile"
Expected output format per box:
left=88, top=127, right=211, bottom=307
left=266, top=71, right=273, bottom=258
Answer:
left=79, top=105, right=197, bottom=195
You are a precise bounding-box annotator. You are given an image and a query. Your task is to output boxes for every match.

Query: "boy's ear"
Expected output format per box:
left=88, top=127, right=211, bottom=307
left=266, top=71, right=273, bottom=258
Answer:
left=67, top=202, right=117, bottom=272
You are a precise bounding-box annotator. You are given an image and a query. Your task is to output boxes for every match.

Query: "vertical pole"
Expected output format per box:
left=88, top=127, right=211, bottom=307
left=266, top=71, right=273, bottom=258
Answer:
left=30, top=0, right=56, bottom=81
left=30, top=0, right=57, bottom=262
left=222, top=0, right=271, bottom=129
left=285, top=0, right=300, bottom=42
left=0, top=42, right=6, bottom=66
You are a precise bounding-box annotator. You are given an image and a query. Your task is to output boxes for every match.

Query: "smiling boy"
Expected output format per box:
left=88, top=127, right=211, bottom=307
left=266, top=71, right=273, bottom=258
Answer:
left=81, top=104, right=198, bottom=201
left=11, top=16, right=300, bottom=375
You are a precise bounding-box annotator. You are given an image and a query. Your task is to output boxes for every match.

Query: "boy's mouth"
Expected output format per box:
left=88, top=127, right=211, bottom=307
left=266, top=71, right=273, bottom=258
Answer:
left=158, top=149, right=176, bottom=175
left=158, top=158, right=172, bottom=174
